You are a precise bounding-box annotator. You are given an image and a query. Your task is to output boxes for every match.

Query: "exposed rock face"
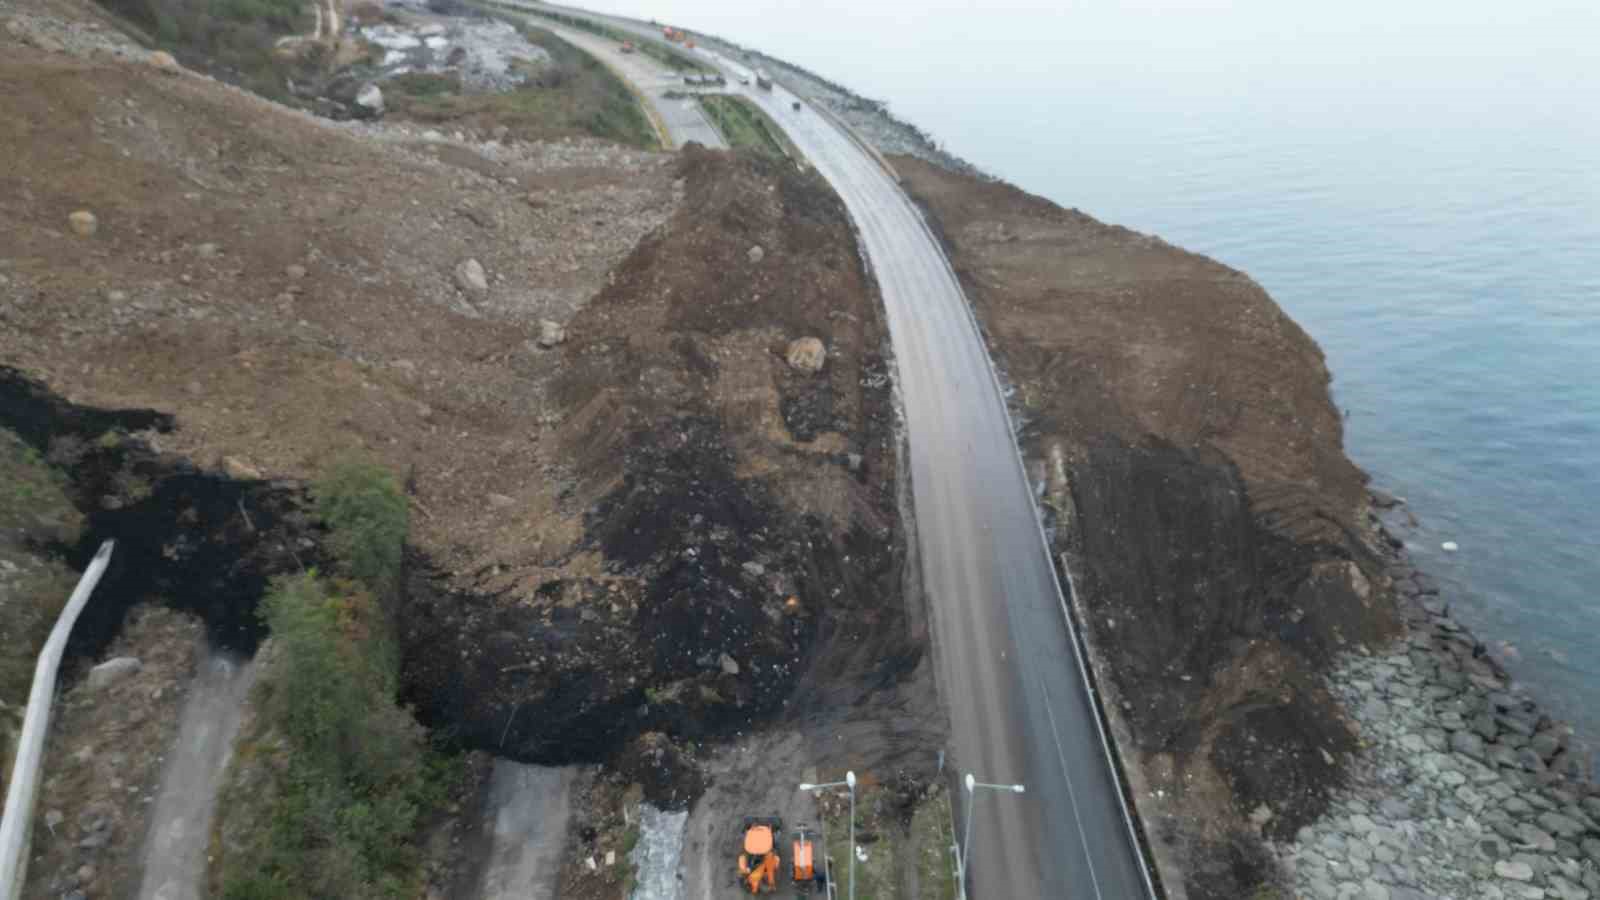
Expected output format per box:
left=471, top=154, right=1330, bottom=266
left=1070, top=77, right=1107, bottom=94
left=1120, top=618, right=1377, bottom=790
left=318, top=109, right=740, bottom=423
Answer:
left=784, top=337, right=825, bottom=373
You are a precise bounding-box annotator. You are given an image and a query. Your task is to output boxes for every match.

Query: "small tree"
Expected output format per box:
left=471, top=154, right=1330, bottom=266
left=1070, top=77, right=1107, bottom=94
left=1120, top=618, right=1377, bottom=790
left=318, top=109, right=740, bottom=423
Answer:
left=312, top=459, right=408, bottom=595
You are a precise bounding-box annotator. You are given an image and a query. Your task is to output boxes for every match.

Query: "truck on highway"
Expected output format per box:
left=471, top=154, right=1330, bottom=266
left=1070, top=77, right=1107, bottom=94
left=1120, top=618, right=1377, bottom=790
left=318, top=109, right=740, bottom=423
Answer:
left=755, top=70, right=772, bottom=90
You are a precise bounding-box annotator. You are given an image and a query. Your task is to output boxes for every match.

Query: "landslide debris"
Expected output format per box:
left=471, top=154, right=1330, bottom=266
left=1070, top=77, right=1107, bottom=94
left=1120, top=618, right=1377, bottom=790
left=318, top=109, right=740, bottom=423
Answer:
left=402, top=146, right=922, bottom=772
left=894, top=154, right=1395, bottom=898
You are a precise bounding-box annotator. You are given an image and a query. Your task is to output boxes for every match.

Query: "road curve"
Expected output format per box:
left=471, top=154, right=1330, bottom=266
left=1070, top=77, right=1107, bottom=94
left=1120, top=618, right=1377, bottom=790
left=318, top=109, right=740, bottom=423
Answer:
left=498, top=4, right=726, bottom=150
left=520, top=8, right=1158, bottom=897
left=749, top=89, right=1156, bottom=899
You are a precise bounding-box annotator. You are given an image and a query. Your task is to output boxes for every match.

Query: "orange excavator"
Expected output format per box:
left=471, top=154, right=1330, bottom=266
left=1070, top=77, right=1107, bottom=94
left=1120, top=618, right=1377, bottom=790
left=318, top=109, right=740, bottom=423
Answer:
left=739, top=818, right=823, bottom=894
left=738, top=816, right=782, bottom=893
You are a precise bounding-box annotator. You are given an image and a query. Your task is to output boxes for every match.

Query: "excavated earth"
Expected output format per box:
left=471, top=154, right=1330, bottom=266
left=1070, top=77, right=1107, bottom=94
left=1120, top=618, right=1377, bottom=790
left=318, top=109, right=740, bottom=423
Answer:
left=2, top=12, right=932, bottom=885
left=893, top=154, right=1399, bottom=898
left=401, top=145, right=926, bottom=772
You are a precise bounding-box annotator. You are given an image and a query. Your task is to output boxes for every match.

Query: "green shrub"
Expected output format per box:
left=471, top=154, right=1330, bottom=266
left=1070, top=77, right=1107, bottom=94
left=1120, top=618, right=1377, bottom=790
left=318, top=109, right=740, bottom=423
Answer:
left=312, top=459, right=409, bottom=594
left=218, top=572, right=451, bottom=899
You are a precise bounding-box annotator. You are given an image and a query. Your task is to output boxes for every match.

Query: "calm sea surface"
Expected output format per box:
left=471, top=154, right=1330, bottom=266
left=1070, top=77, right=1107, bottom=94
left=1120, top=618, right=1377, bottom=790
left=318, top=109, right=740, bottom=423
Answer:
left=593, top=0, right=1600, bottom=737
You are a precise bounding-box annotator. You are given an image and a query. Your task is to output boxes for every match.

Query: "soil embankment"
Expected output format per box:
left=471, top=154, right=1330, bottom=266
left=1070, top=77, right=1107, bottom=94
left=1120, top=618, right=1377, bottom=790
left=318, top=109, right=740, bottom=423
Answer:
left=4, top=7, right=938, bottom=895
left=401, top=145, right=935, bottom=771
left=893, top=155, right=1395, bottom=897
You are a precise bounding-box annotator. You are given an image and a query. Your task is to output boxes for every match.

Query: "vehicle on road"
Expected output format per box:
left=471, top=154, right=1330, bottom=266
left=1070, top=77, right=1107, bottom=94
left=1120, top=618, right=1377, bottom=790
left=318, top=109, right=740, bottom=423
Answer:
left=755, top=70, right=773, bottom=90
left=791, top=825, right=820, bottom=892
left=791, top=100, right=801, bottom=112
left=738, top=816, right=783, bottom=893
left=619, top=40, right=634, bottom=54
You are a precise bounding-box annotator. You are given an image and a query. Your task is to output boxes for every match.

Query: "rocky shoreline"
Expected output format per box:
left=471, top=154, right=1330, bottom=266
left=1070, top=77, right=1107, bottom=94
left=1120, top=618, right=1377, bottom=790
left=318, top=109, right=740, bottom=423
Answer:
left=1280, top=500, right=1598, bottom=900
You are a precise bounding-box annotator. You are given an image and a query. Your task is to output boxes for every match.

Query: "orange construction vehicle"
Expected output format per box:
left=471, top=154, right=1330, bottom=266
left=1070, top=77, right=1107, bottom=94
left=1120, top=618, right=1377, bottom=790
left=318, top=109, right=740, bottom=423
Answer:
left=619, top=40, right=635, bottom=53
left=791, top=825, right=821, bottom=892
left=738, top=816, right=782, bottom=893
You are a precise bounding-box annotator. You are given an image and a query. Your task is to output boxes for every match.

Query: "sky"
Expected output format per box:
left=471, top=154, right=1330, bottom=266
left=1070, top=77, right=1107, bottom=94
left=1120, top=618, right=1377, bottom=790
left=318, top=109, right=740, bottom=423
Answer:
left=550, top=0, right=1598, bottom=207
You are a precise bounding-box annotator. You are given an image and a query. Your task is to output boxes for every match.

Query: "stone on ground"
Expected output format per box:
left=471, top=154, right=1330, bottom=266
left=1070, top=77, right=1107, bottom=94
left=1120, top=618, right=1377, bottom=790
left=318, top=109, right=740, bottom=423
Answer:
left=785, top=337, right=825, bottom=373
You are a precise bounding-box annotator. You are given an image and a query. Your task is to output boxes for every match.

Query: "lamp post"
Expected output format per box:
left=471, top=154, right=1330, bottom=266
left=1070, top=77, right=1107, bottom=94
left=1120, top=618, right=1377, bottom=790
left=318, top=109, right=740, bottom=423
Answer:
left=957, top=772, right=1026, bottom=900
left=799, top=770, right=857, bottom=900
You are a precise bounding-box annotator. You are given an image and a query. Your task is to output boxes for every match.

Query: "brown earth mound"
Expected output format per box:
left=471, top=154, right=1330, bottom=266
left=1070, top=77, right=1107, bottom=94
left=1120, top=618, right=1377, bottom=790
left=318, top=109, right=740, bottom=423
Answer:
left=401, top=146, right=923, bottom=770
left=893, top=154, right=1397, bottom=897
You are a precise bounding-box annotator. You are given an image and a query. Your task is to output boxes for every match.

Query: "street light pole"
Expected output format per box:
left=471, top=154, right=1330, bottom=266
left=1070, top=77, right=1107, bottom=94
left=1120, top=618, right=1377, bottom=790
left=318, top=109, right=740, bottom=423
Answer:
left=958, top=772, right=1025, bottom=899
left=798, top=770, right=858, bottom=900
left=846, top=770, right=856, bottom=900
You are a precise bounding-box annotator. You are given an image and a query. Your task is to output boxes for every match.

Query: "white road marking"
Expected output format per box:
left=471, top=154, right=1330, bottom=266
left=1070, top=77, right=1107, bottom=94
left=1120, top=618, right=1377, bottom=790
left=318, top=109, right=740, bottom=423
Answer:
left=1040, top=673, right=1105, bottom=900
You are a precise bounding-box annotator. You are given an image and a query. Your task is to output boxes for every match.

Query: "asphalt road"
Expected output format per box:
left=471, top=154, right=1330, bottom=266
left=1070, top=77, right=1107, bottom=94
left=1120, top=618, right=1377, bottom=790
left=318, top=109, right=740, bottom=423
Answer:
left=733, top=85, right=1156, bottom=900
left=499, top=5, right=726, bottom=150
left=514, top=8, right=1157, bottom=897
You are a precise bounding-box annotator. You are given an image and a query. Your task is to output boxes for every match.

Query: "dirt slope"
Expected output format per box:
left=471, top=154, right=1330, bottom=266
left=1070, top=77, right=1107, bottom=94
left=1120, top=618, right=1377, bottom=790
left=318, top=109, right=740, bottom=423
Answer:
left=0, top=26, right=674, bottom=570
left=894, top=155, right=1396, bottom=897
left=401, top=146, right=937, bottom=772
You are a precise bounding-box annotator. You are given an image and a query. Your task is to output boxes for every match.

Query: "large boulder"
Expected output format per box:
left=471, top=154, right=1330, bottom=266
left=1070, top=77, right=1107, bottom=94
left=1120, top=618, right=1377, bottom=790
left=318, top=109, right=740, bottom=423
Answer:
left=453, top=258, right=488, bottom=298
left=354, top=83, right=385, bottom=118
left=87, top=657, right=141, bottom=691
left=68, top=210, right=98, bottom=237
left=785, top=337, right=825, bottom=373
left=537, top=319, right=565, bottom=348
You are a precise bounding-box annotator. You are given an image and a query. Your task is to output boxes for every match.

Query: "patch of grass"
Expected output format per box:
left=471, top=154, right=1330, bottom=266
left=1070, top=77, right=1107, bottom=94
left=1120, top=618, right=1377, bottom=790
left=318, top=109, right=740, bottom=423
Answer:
left=388, top=72, right=461, bottom=99
left=387, top=24, right=658, bottom=149
left=213, top=461, right=455, bottom=899
left=215, top=573, right=452, bottom=900
left=698, top=94, right=788, bottom=158
left=95, top=0, right=319, bottom=102
left=910, top=787, right=958, bottom=900
left=0, top=428, right=82, bottom=778
left=312, top=458, right=409, bottom=595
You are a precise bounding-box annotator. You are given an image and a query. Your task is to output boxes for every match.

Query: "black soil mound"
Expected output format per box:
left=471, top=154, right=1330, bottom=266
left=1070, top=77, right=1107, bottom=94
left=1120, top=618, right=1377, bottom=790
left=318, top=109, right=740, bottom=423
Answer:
left=0, top=367, right=324, bottom=660
left=399, top=149, right=926, bottom=771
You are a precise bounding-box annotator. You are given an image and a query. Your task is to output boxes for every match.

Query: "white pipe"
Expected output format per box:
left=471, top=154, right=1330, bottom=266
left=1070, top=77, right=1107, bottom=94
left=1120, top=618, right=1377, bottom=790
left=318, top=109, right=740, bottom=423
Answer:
left=0, top=540, right=115, bottom=900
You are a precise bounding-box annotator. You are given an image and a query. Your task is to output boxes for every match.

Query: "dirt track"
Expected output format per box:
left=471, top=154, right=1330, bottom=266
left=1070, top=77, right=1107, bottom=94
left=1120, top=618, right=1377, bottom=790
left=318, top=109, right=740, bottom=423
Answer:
left=137, top=650, right=256, bottom=900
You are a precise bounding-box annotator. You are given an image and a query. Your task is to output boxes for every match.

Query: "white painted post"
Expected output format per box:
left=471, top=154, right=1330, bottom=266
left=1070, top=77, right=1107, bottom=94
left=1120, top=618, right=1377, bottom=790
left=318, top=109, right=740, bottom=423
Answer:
left=0, top=540, right=114, bottom=900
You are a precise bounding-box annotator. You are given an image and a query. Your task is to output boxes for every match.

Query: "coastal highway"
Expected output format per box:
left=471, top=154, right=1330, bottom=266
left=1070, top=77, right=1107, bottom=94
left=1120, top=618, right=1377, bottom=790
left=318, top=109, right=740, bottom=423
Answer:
left=500, top=8, right=726, bottom=150
left=518, top=6, right=1159, bottom=897
left=731, top=82, right=1159, bottom=900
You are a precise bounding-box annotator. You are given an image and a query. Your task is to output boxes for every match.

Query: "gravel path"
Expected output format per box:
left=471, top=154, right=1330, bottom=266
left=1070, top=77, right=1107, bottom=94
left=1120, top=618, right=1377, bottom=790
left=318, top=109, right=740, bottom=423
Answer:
left=137, top=651, right=257, bottom=900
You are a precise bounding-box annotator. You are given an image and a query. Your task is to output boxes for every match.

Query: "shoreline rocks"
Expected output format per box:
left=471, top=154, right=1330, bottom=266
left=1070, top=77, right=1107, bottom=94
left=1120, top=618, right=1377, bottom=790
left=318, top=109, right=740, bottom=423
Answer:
left=1280, top=505, right=1597, bottom=900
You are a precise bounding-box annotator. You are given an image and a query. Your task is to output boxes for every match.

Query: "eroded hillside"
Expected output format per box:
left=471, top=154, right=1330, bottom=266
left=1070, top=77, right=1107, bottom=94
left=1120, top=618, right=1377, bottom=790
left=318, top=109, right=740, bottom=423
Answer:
left=895, top=154, right=1397, bottom=898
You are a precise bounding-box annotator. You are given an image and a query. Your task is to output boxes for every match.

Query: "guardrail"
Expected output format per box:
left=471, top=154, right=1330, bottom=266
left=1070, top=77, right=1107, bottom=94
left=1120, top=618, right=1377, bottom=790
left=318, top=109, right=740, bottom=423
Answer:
left=0, top=541, right=114, bottom=900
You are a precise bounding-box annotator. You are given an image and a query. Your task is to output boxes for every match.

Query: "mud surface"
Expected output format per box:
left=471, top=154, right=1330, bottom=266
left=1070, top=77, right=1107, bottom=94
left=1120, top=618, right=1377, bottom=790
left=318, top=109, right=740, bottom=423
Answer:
left=894, top=154, right=1397, bottom=897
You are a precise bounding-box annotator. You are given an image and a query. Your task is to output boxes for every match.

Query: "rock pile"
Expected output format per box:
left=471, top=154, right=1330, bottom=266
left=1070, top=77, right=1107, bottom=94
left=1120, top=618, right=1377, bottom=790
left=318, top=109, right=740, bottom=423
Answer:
left=1282, top=555, right=1599, bottom=900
